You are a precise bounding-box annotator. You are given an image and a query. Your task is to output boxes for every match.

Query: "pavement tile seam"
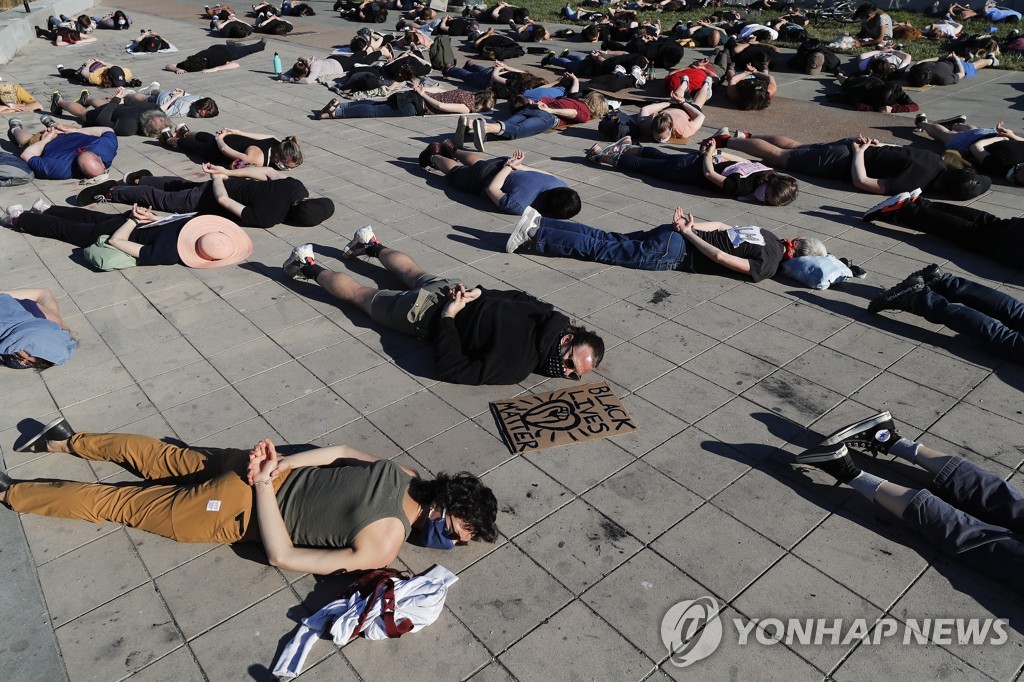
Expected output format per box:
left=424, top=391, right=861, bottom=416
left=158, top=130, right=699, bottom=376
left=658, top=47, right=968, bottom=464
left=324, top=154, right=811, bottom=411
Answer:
left=6, top=2, right=1024, bottom=675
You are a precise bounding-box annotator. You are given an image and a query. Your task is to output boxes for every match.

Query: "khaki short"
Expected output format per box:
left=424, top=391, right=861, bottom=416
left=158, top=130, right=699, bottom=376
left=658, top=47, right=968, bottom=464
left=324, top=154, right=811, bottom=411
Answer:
left=370, top=273, right=457, bottom=339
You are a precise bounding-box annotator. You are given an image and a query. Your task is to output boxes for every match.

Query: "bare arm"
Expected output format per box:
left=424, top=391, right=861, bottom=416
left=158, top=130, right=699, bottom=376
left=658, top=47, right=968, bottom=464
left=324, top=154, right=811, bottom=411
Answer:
left=106, top=205, right=161, bottom=258
left=1, top=289, right=62, bottom=324
left=639, top=101, right=671, bottom=117
left=210, top=174, right=247, bottom=219
left=20, top=130, right=57, bottom=161
left=484, top=152, right=523, bottom=205
left=206, top=163, right=286, bottom=181
left=249, top=440, right=407, bottom=575
left=279, top=444, right=419, bottom=477
left=700, top=139, right=726, bottom=188
left=673, top=209, right=752, bottom=275
left=203, top=62, right=240, bottom=73
left=850, top=141, right=885, bottom=194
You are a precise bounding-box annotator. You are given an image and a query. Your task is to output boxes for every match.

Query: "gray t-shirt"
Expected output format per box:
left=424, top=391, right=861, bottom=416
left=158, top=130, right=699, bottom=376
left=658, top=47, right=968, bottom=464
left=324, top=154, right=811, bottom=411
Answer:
left=154, top=90, right=201, bottom=118
left=275, top=459, right=412, bottom=548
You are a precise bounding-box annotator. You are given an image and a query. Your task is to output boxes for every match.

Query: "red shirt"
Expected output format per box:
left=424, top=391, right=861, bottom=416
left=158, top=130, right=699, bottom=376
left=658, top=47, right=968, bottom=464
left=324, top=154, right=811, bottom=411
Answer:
left=539, top=97, right=591, bottom=126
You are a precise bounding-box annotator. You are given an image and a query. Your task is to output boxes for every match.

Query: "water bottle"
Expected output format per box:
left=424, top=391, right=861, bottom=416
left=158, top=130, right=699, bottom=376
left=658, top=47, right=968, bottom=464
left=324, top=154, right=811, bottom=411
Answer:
left=273, top=52, right=283, bottom=78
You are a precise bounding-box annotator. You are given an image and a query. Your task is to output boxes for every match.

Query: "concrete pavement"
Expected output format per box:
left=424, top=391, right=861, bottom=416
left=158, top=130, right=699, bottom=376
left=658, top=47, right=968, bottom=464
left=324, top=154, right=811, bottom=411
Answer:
left=1, top=2, right=1023, bottom=680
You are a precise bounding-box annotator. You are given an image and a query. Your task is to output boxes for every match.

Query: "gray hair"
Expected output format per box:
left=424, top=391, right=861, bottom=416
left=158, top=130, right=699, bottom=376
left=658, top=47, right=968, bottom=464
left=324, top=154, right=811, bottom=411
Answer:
left=794, top=237, right=828, bottom=258
left=139, top=110, right=172, bottom=138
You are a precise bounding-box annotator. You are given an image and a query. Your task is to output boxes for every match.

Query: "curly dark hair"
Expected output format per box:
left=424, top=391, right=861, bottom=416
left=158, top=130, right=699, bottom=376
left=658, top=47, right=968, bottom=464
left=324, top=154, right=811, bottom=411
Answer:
left=409, top=472, right=499, bottom=543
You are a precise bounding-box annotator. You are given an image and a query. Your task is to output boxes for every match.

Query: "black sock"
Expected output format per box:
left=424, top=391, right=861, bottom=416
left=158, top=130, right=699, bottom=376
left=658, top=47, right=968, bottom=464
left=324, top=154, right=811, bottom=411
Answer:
left=300, top=260, right=326, bottom=280
left=364, top=242, right=384, bottom=258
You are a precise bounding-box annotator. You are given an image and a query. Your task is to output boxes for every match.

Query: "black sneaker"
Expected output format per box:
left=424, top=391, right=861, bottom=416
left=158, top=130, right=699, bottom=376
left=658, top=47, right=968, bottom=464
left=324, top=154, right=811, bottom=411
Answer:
left=16, top=416, right=76, bottom=453
left=914, top=113, right=927, bottom=128
left=794, top=443, right=861, bottom=483
left=76, top=180, right=118, bottom=207
left=822, top=411, right=900, bottom=456
left=123, top=169, right=153, bottom=186
left=0, top=466, right=12, bottom=493
left=935, top=114, right=967, bottom=127
left=907, top=263, right=944, bottom=287
left=868, top=275, right=926, bottom=314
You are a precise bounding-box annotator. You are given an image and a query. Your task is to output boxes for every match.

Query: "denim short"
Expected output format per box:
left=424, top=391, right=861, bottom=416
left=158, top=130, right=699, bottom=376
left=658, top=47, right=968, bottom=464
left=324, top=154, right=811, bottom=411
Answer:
left=947, top=128, right=997, bottom=154
left=783, top=141, right=852, bottom=180
left=370, top=273, right=456, bottom=339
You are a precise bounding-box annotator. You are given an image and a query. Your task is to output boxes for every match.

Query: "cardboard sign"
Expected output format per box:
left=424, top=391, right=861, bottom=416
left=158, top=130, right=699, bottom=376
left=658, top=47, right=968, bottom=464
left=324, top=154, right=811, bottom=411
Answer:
left=490, top=382, right=639, bottom=453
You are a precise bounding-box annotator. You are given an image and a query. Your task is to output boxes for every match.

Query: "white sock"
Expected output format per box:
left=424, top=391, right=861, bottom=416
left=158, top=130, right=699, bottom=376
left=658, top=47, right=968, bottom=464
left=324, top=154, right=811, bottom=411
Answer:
left=849, top=472, right=885, bottom=502
left=889, top=438, right=919, bottom=465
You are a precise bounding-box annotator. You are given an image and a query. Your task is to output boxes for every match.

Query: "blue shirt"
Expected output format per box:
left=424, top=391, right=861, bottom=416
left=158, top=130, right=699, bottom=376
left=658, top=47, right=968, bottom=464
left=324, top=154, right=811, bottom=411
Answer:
left=523, top=86, right=565, bottom=100
left=27, top=131, right=118, bottom=179
left=497, top=171, right=568, bottom=215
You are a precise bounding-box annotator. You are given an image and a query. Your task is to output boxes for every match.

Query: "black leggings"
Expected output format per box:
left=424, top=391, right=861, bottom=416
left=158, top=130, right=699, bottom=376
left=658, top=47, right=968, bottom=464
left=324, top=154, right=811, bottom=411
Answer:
left=19, top=206, right=128, bottom=248
left=894, top=200, right=1024, bottom=269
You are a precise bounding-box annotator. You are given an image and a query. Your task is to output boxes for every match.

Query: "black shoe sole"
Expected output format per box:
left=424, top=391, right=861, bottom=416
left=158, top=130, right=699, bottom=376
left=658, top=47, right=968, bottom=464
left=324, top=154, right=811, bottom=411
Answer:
left=16, top=416, right=70, bottom=453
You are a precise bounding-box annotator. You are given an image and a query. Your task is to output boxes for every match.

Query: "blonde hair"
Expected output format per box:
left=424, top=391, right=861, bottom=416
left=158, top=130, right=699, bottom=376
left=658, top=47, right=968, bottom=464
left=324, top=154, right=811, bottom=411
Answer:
left=581, top=91, right=608, bottom=119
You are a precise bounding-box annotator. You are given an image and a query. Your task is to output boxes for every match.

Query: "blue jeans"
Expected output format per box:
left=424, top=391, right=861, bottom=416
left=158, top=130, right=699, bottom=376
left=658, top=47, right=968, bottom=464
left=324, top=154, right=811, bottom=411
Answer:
left=499, top=108, right=558, bottom=140
left=444, top=64, right=494, bottom=90
left=615, top=147, right=704, bottom=184
left=910, top=274, right=1024, bottom=363
left=335, top=100, right=417, bottom=118
left=533, top=220, right=687, bottom=271
left=904, top=456, right=1024, bottom=591
left=549, top=54, right=592, bottom=76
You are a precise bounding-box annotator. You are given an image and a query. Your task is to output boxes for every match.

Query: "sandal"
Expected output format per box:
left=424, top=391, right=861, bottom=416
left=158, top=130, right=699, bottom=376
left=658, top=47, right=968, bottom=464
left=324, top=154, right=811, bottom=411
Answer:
left=318, top=98, right=340, bottom=119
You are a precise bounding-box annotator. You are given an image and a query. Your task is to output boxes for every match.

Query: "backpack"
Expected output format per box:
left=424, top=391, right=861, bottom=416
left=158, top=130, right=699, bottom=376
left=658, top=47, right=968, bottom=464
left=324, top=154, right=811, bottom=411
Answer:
left=481, top=43, right=525, bottom=60
left=428, top=35, right=455, bottom=70
left=365, top=2, right=388, bottom=23
left=0, top=152, right=33, bottom=187
left=789, top=38, right=840, bottom=72
left=136, top=35, right=170, bottom=52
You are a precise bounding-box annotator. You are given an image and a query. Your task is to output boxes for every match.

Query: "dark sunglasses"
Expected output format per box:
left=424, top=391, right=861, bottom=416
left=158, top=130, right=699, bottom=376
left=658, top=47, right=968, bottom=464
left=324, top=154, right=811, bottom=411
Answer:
left=563, top=353, right=581, bottom=381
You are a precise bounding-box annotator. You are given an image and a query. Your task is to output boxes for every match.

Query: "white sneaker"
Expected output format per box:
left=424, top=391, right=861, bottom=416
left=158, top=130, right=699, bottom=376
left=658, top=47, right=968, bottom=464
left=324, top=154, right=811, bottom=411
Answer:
left=471, top=117, right=486, bottom=152
left=342, top=225, right=380, bottom=259
left=507, top=207, right=540, bottom=254
left=606, top=99, right=622, bottom=111
left=612, top=64, right=627, bottom=76
left=31, top=198, right=51, bottom=214
left=631, top=65, right=646, bottom=86
left=282, top=243, right=315, bottom=279
left=1, top=204, right=25, bottom=228
left=139, top=81, right=161, bottom=96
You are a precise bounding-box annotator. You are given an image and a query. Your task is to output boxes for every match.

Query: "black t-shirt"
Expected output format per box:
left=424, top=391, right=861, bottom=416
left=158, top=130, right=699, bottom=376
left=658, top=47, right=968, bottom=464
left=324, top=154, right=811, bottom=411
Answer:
left=980, top=140, right=1024, bottom=174
left=864, top=146, right=946, bottom=194
left=224, top=177, right=307, bottom=228
left=134, top=217, right=190, bottom=266
left=689, top=226, right=785, bottom=282
left=85, top=101, right=161, bottom=136
left=178, top=45, right=232, bottom=71
left=718, top=162, right=772, bottom=198
left=223, top=135, right=278, bottom=166
left=919, top=60, right=958, bottom=85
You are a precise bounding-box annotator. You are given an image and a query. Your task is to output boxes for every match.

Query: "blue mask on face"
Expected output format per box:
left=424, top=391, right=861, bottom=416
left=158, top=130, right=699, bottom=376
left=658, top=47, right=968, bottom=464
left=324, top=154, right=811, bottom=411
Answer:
left=421, top=508, right=456, bottom=550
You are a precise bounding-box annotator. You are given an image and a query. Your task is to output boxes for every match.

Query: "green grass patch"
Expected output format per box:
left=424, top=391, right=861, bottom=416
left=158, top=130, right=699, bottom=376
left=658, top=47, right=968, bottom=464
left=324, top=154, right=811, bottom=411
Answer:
left=523, top=2, right=1023, bottom=71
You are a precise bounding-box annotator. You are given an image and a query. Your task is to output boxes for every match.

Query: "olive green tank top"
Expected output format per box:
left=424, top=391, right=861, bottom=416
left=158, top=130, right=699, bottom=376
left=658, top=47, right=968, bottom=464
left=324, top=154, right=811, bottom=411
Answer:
left=275, top=459, right=412, bottom=548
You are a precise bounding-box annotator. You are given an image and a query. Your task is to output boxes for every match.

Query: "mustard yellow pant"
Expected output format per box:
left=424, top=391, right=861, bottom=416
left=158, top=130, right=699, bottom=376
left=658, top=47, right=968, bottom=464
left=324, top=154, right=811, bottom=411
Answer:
left=7, top=433, right=284, bottom=544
